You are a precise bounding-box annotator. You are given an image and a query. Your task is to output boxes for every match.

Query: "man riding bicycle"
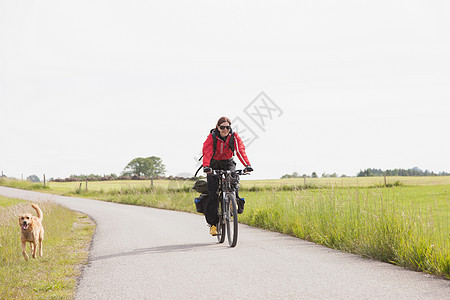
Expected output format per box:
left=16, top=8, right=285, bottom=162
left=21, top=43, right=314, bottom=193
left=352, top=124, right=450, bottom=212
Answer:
left=202, top=116, right=253, bottom=236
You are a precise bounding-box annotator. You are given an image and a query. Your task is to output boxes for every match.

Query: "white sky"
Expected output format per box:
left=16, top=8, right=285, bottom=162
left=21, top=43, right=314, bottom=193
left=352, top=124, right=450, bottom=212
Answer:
left=1, top=0, right=449, bottom=180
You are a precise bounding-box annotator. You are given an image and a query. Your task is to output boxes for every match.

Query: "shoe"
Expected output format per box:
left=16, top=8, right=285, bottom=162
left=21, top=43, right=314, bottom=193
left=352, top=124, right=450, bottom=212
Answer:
left=210, top=225, right=218, bottom=236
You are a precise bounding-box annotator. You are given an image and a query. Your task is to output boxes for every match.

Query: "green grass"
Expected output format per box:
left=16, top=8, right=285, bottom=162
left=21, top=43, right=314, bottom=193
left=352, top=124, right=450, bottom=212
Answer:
left=240, top=187, right=449, bottom=278
left=0, top=196, right=27, bottom=207
left=37, top=176, right=450, bottom=194
left=45, top=179, right=194, bottom=194
left=0, top=178, right=49, bottom=191
left=0, top=200, right=95, bottom=299
left=247, top=176, right=450, bottom=188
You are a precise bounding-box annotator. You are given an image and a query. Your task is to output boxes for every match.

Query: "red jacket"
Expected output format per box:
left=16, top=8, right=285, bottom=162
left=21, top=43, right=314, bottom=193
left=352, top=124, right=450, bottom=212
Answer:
left=202, top=131, right=251, bottom=167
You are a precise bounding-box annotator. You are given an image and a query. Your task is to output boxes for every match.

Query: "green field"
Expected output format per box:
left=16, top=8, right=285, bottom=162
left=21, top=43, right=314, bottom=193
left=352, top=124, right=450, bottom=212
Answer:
left=42, top=176, right=450, bottom=192
left=1, top=176, right=449, bottom=279
left=247, top=176, right=450, bottom=187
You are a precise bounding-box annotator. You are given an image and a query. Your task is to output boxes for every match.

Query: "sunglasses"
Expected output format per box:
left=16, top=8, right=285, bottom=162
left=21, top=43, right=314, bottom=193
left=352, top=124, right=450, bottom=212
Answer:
left=219, top=126, right=230, bottom=130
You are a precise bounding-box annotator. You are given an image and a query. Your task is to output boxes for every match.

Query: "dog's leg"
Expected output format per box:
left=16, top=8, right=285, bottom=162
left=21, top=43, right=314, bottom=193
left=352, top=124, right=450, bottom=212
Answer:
left=39, top=238, right=43, bottom=257
left=21, top=241, right=29, bottom=261
left=32, top=242, right=37, bottom=259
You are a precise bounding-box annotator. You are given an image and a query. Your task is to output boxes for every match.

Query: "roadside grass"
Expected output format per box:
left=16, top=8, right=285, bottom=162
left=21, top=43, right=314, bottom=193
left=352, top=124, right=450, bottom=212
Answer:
left=0, top=178, right=49, bottom=191
left=45, top=179, right=191, bottom=194
left=240, top=187, right=449, bottom=279
left=0, top=199, right=95, bottom=299
left=0, top=196, right=27, bottom=207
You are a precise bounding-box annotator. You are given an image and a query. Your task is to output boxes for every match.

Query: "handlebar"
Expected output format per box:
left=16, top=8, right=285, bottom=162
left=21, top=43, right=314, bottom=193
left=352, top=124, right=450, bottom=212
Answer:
left=211, top=169, right=251, bottom=176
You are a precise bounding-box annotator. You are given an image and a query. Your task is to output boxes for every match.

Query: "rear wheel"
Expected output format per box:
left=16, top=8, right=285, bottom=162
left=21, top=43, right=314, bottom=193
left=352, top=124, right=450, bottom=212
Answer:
left=217, top=197, right=225, bottom=243
left=226, top=194, right=238, bottom=247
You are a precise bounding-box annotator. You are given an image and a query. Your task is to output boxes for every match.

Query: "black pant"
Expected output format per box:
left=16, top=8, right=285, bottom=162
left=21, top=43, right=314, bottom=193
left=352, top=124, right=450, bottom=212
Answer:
left=205, top=159, right=236, bottom=226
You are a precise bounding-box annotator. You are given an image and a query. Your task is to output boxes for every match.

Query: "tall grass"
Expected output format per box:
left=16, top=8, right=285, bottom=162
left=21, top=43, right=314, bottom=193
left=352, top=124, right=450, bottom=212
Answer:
left=240, top=187, right=449, bottom=279
left=0, top=178, right=49, bottom=191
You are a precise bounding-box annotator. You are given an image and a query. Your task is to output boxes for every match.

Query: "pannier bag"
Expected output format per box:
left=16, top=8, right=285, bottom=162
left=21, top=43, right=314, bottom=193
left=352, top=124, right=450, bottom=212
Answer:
left=192, top=179, right=208, bottom=194
left=194, top=193, right=209, bottom=214
left=237, top=197, right=245, bottom=214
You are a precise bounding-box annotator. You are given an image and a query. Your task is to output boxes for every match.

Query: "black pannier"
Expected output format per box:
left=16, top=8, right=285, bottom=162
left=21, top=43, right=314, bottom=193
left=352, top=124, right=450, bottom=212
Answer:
left=194, top=193, right=209, bottom=214
left=237, top=197, right=245, bottom=214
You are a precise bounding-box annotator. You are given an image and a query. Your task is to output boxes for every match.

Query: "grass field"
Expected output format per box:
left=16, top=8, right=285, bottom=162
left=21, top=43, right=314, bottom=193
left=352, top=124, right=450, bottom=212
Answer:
left=0, top=198, right=95, bottom=299
left=247, top=176, right=450, bottom=188
left=39, top=176, right=450, bottom=193
left=1, top=176, right=449, bottom=279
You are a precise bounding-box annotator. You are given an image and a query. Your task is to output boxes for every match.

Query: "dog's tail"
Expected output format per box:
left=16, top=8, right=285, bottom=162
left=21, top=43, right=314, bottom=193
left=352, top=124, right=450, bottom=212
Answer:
left=31, top=203, right=43, bottom=221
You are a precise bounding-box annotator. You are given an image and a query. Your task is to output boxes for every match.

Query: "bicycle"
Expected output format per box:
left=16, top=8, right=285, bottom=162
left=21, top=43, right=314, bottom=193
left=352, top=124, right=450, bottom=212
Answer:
left=212, top=169, right=250, bottom=247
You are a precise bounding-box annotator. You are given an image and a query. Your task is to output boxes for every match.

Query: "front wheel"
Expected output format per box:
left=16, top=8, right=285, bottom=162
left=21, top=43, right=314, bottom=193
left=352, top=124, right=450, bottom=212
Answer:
left=226, top=193, right=238, bottom=247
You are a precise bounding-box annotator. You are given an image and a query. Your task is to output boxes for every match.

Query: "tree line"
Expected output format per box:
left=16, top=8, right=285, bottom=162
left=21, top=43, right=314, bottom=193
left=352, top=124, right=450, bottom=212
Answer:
left=357, top=167, right=449, bottom=177
left=50, top=156, right=168, bottom=183
left=281, top=172, right=342, bottom=179
left=281, top=167, right=449, bottom=179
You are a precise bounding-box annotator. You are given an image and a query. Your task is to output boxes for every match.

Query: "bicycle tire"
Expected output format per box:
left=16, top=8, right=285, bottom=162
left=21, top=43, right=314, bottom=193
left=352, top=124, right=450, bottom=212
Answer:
left=217, top=196, right=226, bottom=243
left=226, top=193, right=238, bottom=247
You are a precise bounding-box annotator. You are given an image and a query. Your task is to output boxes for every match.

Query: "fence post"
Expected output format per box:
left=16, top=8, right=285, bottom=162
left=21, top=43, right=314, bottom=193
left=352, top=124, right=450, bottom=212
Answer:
left=86, top=179, right=88, bottom=191
left=43, top=174, right=46, bottom=186
left=303, top=175, right=306, bottom=186
left=384, top=174, right=387, bottom=187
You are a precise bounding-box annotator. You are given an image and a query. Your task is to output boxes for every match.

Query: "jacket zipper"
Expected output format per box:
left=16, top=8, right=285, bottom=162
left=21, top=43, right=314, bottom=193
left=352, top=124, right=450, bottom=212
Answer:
left=219, top=135, right=230, bottom=155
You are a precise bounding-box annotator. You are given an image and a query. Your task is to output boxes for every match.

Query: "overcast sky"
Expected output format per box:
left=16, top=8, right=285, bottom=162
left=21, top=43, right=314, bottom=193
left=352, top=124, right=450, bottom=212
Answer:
left=1, top=1, right=449, bottom=180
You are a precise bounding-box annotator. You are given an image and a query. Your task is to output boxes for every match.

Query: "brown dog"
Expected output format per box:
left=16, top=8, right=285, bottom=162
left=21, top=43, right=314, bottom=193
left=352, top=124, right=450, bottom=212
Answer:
left=19, top=203, right=44, bottom=261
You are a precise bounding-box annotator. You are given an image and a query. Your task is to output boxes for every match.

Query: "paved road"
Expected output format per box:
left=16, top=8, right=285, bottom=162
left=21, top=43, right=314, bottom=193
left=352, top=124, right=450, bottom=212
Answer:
left=1, top=186, right=448, bottom=299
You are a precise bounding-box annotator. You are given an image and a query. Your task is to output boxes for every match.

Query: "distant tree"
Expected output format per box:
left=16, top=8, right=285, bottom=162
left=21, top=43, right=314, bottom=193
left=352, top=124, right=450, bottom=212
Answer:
left=280, top=171, right=304, bottom=179
left=311, top=172, right=318, bottom=178
left=27, top=175, right=40, bottom=182
left=123, top=156, right=166, bottom=186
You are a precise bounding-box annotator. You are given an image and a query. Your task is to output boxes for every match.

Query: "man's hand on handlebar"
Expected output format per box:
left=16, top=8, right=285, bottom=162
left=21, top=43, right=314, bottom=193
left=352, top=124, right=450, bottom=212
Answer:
left=203, top=166, right=212, bottom=174
left=244, top=165, right=254, bottom=173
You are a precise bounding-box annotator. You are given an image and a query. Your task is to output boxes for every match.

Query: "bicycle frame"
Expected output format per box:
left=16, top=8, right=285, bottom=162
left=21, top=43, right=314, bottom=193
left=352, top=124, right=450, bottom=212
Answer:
left=212, top=169, right=249, bottom=247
